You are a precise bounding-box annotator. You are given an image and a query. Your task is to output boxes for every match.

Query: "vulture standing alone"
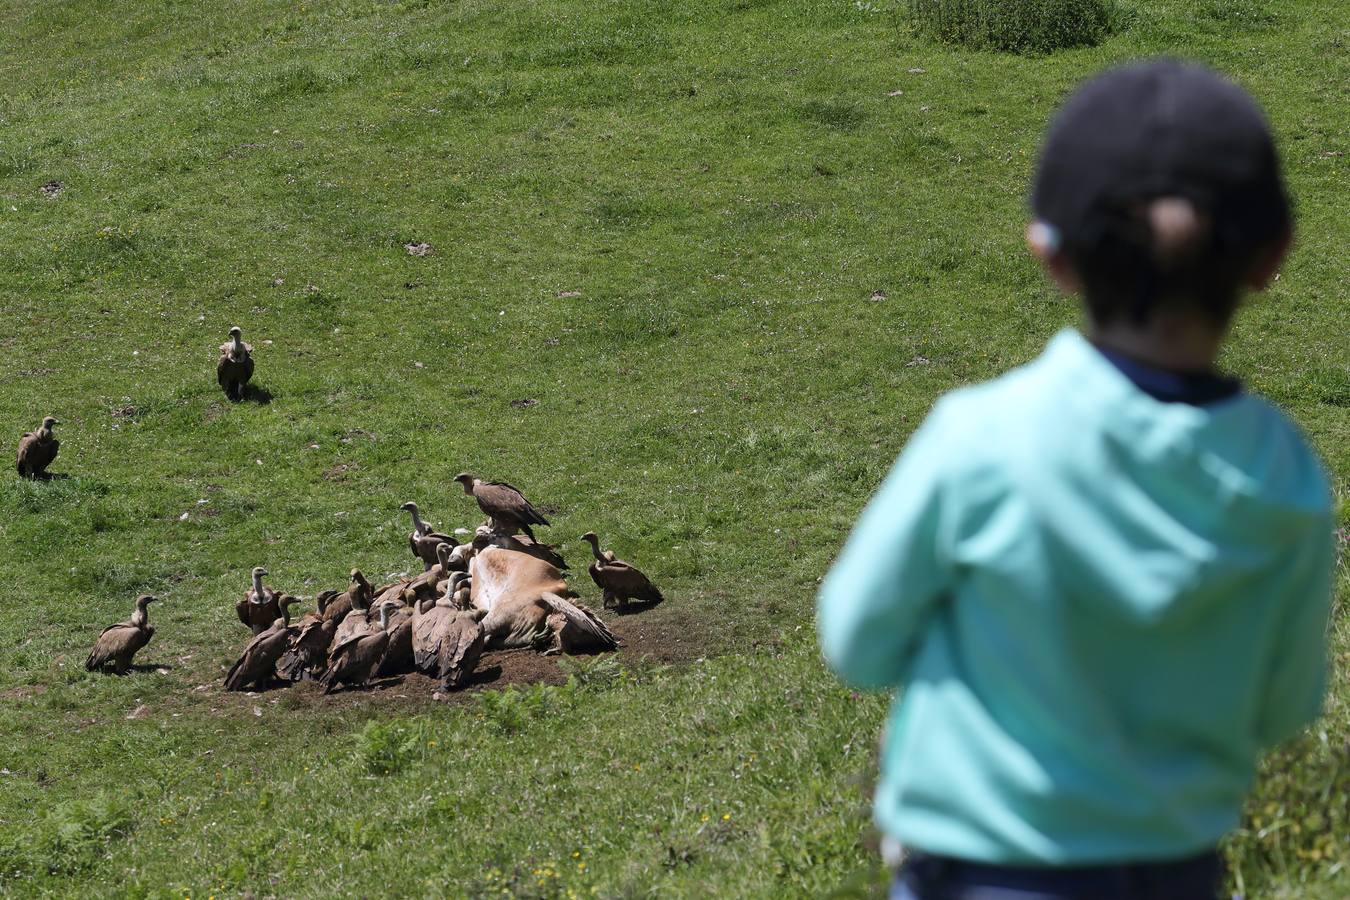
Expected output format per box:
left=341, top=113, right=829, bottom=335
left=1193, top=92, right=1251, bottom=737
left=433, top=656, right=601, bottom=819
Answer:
left=320, top=602, right=392, bottom=694
left=217, top=326, right=255, bottom=402
left=412, top=573, right=486, bottom=690
left=453, top=473, right=550, bottom=542
left=582, top=532, right=664, bottom=609
left=224, top=595, right=301, bottom=691
left=86, top=595, right=158, bottom=674
left=401, top=502, right=459, bottom=571
left=16, top=416, right=59, bottom=479
left=237, top=566, right=281, bottom=635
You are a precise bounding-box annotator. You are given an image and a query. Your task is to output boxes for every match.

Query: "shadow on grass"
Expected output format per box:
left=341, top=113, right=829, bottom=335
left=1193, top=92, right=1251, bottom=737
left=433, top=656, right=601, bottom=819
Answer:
left=241, top=383, right=273, bottom=404
left=125, top=662, right=174, bottom=673
left=612, top=598, right=664, bottom=616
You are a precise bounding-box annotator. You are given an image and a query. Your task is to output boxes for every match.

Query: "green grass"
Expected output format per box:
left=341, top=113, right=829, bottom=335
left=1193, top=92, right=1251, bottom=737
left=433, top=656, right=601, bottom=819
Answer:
left=0, top=0, right=1346, bottom=896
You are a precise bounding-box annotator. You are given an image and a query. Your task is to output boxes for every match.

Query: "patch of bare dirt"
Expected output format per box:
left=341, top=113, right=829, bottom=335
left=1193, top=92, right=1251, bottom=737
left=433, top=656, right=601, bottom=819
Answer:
left=324, top=462, right=360, bottom=482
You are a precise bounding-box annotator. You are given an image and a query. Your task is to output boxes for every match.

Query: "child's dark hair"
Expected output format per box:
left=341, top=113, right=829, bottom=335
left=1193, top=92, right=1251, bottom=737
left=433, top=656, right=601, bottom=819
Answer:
left=1032, top=59, right=1290, bottom=327
left=1064, top=193, right=1289, bottom=327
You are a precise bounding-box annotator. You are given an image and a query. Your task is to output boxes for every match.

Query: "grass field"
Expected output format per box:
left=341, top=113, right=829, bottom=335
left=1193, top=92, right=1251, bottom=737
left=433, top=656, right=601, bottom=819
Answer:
left=0, top=0, right=1346, bottom=896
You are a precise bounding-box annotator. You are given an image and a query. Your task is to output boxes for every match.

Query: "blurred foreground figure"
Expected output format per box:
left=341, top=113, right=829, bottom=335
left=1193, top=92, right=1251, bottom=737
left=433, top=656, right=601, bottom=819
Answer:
left=818, top=60, right=1333, bottom=900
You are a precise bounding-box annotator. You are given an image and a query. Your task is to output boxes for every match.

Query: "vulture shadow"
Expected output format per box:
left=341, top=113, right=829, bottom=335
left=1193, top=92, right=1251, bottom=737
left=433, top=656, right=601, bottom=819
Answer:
left=612, top=598, right=664, bottom=617
left=21, top=472, right=71, bottom=482
left=125, top=662, right=175, bottom=674
left=466, top=664, right=504, bottom=687
left=241, top=384, right=273, bottom=405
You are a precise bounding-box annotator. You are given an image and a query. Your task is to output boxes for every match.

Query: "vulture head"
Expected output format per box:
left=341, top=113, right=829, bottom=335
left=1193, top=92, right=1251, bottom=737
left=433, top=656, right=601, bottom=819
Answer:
left=41, top=416, right=59, bottom=430
left=581, top=531, right=600, bottom=547
left=471, top=525, right=494, bottom=551
left=135, top=594, right=159, bottom=609
left=452, top=472, right=477, bottom=494
left=251, top=566, right=268, bottom=578
left=437, top=543, right=453, bottom=566
left=229, top=326, right=243, bottom=339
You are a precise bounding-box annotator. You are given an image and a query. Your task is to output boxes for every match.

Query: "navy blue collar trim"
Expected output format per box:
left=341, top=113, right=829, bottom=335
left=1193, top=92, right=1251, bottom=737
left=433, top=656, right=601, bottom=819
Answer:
left=1092, top=344, right=1242, bottom=406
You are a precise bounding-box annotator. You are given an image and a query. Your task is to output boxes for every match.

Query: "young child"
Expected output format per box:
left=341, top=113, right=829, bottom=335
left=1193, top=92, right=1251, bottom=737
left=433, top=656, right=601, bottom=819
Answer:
left=817, top=59, right=1334, bottom=900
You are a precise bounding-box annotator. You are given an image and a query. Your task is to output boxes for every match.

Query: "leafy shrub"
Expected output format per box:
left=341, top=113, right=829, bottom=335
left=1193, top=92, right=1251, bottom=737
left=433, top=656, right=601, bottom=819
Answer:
left=477, top=682, right=577, bottom=735
left=908, top=0, right=1120, bottom=53
left=356, top=718, right=435, bottom=776
left=41, top=793, right=135, bottom=875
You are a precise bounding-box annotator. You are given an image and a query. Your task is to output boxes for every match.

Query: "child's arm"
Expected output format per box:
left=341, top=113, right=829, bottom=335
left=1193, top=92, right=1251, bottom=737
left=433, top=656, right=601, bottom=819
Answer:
left=816, top=405, right=956, bottom=689
left=1256, top=519, right=1336, bottom=747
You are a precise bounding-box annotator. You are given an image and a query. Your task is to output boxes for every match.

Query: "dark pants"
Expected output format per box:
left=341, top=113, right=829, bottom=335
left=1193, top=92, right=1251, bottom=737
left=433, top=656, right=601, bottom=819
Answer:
left=890, top=850, right=1225, bottom=900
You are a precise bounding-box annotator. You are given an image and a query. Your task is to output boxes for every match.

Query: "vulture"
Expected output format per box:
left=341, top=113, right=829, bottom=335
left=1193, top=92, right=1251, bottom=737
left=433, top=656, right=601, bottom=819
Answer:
left=277, top=591, right=337, bottom=682
left=392, top=543, right=456, bottom=609
left=452, top=574, right=473, bottom=609
left=217, top=326, right=255, bottom=402
left=401, top=502, right=459, bottom=571
left=16, top=416, right=59, bottom=479
left=375, top=599, right=416, bottom=677
left=472, top=525, right=568, bottom=571
left=224, top=595, right=301, bottom=691
left=86, top=594, right=158, bottom=674
left=328, top=588, right=374, bottom=656
left=236, top=566, right=281, bottom=635
left=412, top=573, right=486, bottom=690
left=453, top=473, right=550, bottom=542
left=319, top=602, right=393, bottom=694
left=582, top=532, right=664, bottom=610
left=320, top=569, right=374, bottom=629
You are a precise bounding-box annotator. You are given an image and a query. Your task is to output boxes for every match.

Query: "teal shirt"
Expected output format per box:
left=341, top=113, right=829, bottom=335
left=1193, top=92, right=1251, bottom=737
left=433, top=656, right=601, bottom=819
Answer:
left=817, top=329, right=1334, bottom=865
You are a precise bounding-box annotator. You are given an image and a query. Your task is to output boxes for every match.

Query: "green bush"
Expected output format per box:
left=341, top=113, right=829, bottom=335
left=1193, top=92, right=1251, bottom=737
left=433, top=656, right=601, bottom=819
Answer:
left=908, top=0, right=1120, bottom=53
left=355, top=718, right=435, bottom=776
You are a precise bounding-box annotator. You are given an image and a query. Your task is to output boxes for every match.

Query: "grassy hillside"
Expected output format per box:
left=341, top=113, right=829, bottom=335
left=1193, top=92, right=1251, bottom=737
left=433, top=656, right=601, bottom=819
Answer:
left=0, top=0, right=1345, bottom=896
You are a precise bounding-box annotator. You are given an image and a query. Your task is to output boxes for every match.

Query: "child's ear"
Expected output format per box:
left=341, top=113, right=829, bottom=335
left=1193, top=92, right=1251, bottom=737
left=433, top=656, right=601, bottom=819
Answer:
left=1244, top=228, right=1292, bottom=290
left=1026, top=222, right=1082, bottom=295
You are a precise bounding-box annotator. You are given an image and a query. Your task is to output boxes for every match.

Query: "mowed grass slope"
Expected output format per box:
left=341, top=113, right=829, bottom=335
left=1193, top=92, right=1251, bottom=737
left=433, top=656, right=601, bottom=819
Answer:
left=0, top=0, right=1345, bottom=896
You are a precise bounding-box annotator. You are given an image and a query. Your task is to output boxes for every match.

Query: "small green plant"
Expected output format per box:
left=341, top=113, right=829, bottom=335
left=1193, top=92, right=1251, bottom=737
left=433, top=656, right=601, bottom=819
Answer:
left=477, top=682, right=577, bottom=735
left=355, top=718, right=434, bottom=776
left=907, top=0, right=1120, bottom=53
left=40, top=793, right=135, bottom=875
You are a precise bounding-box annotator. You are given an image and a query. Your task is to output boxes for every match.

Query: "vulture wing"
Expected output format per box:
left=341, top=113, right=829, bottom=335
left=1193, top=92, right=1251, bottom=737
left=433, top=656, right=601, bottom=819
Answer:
left=440, top=614, right=486, bottom=688
left=478, top=481, right=550, bottom=526
left=539, top=593, right=617, bottom=653
left=412, top=605, right=446, bottom=672
left=84, top=623, right=149, bottom=671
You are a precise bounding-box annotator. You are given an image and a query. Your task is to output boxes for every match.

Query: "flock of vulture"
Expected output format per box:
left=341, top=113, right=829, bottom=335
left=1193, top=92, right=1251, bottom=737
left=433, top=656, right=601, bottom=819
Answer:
left=21, top=327, right=664, bottom=697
